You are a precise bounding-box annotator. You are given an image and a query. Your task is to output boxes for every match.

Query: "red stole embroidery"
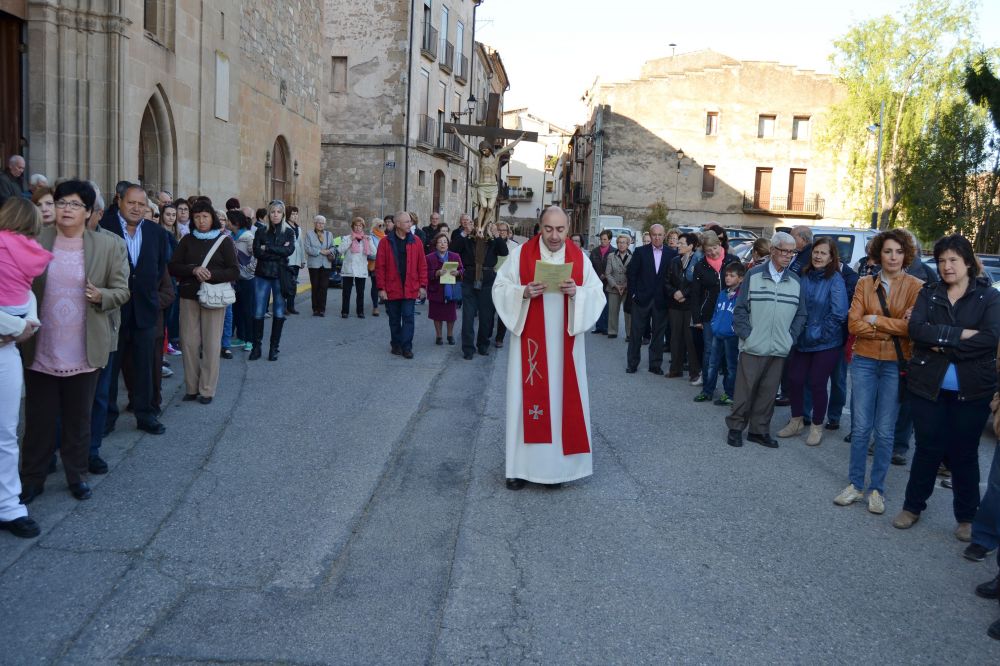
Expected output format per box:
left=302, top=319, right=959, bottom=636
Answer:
left=518, top=235, right=591, bottom=455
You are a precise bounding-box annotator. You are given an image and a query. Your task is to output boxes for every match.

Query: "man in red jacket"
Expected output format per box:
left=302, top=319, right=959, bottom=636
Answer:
left=375, top=211, right=428, bottom=359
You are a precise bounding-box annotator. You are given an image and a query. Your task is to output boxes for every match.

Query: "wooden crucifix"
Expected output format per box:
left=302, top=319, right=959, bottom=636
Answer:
left=444, top=119, right=538, bottom=286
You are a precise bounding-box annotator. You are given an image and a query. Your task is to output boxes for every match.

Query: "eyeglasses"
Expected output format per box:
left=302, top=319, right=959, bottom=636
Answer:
left=269, top=199, right=285, bottom=207
left=773, top=248, right=797, bottom=256
left=55, top=200, right=87, bottom=211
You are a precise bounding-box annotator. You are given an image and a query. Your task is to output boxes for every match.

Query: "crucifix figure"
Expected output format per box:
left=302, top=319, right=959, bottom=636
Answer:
left=445, top=122, right=538, bottom=238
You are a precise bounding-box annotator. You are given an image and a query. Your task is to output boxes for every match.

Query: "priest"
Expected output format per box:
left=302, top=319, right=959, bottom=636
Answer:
left=492, top=207, right=606, bottom=489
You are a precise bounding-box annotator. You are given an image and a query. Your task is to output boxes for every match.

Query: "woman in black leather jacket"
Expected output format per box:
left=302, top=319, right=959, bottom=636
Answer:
left=893, top=234, right=1000, bottom=541
left=249, top=201, right=296, bottom=361
left=666, top=232, right=700, bottom=381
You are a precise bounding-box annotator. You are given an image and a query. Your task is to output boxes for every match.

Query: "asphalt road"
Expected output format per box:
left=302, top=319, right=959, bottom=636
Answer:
left=2, top=291, right=999, bottom=664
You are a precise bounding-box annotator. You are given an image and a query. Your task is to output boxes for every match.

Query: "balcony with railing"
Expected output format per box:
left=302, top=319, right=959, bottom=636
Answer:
left=742, top=191, right=825, bottom=218
left=508, top=186, right=534, bottom=201
left=417, top=114, right=436, bottom=148
left=435, top=131, right=463, bottom=158
left=420, top=24, right=438, bottom=61
left=455, top=54, right=469, bottom=83
left=439, top=39, right=454, bottom=73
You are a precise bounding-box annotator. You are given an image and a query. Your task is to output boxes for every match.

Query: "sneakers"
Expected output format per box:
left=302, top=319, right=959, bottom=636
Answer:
left=805, top=424, right=824, bottom=446
left=243, top=341, right=253, bottom=352
left=166, top=344, right=182, bottom=356
left=892, top=510, right=920, bottom=529
left=689, top=373, right=703, bottom=386
left=777, top=416, right=804, bottom=438
left=964, top=543, right=996, bottom=562
left=833, top=484, right=865, bottom=506
left=955, top=522, right=973, bottom=542
left=714, top=394, right=733, bottom=406
left=867, top=489, right=885, bottom=514
left=693, top=392, right=711, bottom=402
left=161, top=365, right=174, bottom=378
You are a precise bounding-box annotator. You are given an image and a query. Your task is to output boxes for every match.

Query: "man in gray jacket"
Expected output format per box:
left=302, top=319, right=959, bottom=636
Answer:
left=726, top=232, right=807, bottom=448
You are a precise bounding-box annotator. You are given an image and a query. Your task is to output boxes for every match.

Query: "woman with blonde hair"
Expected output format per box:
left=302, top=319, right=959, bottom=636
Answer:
left=31, top=186, right=56, bottom=226
left=339, top=217, right=376, bottom=318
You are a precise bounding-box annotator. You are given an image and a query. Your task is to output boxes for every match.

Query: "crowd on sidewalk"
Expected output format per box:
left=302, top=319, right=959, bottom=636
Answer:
left=2, top=152, right=1000, bottom=637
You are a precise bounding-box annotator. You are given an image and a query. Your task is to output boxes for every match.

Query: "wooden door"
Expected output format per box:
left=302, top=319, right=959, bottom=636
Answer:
left=754, top=168, right=772, bottom=209
left=0, top=13, right=24, bottom=162
left=433, top=170, right=444, bottom=213
left=788, top=169, right=806, bottom=211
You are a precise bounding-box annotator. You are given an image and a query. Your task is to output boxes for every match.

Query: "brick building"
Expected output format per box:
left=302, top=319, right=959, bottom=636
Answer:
left=0, top=0, right=322, bottom=217
left=560, top=50, right=853, bottom=239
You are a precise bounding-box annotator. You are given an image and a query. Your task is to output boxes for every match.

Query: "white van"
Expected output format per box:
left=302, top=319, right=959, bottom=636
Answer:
left=777, top=226, right=877, bottom=270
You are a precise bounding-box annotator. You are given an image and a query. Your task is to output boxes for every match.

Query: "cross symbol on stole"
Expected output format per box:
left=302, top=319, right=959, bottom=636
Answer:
left=528, top=405, right=544, bottom=420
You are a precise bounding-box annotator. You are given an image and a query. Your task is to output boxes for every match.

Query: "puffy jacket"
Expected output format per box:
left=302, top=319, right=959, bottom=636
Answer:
left=906, top=277, right=1000, bottom=402
left=848, top=273, right=923, bottom=361
left=796, top=269, right=848, bottom=352
left=375, top=232, right=428, bottom=300
left=690, top=253, right=742, bottom=325
left=733, top=262, right=806, bottom=358
left=252, top=222, right=295, bottom=279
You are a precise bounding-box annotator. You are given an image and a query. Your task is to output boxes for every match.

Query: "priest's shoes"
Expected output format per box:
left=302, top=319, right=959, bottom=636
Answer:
left=505, top=478, right=526, bottom=490
left=543, top=483, right=562, bottom=489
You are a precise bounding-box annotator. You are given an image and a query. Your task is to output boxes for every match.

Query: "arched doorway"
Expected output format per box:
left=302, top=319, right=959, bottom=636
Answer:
left=271, top=136, right=290, bottom=203
left=137, top=87, right=176, bottom=197
left=433, top=169, right=445, bottom=214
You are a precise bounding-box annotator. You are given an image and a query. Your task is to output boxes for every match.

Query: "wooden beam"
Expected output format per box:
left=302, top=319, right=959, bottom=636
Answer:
left=443, top=123, right=538, bottom=143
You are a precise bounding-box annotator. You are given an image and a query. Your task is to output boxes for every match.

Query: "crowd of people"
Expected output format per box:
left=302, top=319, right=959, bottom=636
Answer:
left=2, top=150, right=1000, bottom=637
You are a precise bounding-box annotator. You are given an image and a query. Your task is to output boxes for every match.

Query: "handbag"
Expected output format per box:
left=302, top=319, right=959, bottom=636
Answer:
left=196, top=235, right=236, bottom=309
left=874, top=277, right=907, bottom=400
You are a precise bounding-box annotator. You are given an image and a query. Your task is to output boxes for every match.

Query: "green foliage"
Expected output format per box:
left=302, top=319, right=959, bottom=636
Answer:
left=820, top=0, right=977, bottom=228
left=643, top=200, right=670, bottom=233
left=965, top=53, right=1000, bottom=131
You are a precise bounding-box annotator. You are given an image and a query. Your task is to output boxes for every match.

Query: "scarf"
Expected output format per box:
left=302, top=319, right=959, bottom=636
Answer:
left=518, top=235, right=590, bottom=456
left=193, top=228, right=221, bottom=240
left=350, top=230, right=372, bottom=255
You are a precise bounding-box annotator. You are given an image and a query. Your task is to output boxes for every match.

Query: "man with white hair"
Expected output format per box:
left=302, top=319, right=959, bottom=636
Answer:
left=788, top=225, right=814, bottom=276
left=28, top=173, right=48, bottom=194
left=492, top=207, right=606, bottom=489
left=0, top=155, right=28, bottom=200
left=725, top=231, right=807, bottom=449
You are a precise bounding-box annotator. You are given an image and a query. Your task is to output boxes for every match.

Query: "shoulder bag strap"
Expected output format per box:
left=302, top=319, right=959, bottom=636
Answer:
left=200, top=234, right=228, bottom=269
left=874, top=278, right=906, bottom=367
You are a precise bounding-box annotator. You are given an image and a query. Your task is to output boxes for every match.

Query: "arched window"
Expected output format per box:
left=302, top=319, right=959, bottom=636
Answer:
left=271, top=136, right=290, bottom=203
left=138, top=88, right=176, bottom=197
left=433, top=169, right=445, bottom=214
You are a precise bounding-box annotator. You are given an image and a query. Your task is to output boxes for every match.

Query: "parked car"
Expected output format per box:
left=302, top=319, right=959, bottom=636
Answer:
left=674, top=226, right=758, bottom=244
left=593, top=226, right=638, bottom=251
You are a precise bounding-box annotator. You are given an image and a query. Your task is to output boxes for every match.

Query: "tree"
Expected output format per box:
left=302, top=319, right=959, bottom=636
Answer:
left=643, top=199, right=670, bottom=233
left=822, top=0, right=976, bottom=228
left=965, top=53, right=1000, bottom=131
left=962, top=53, right=1000, bottom=251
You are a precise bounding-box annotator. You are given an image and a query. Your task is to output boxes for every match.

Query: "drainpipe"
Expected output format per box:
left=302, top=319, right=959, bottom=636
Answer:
left=402, top=0, right=416, bottom=211
left=589, top=105, right=604, bottom=241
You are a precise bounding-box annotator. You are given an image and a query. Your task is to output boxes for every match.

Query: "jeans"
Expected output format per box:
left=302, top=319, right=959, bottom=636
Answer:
left=702, top=335, right=739, bottom=398
left=385, top=299, right=416, bottom=352
left=893, top=395, right=914, bottom=456
left=803, top=352, right=849, bottom=423
left=903, top=392, right=989, bottom=522
left=221, top=303, right=233, bottom=348
left=254, top=277, right=285, bottom=318
left=594, top=302, right=609, bottom=333
left=787, top=347, right=841, bottom=423
left=89, top=351, right=116, bottom=456
left=848, top=355, right=900, bottom=493
left=972, top=442, right=1000, bottom=552
left=234, top=279, right=255, bottom=341
left=460, top=272, right=497, bottom=355
left=0, top=343, right=26, bottom=521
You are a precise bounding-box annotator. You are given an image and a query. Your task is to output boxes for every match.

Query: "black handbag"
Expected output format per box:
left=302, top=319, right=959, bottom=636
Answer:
left=874, top=277, right=908, bottom=401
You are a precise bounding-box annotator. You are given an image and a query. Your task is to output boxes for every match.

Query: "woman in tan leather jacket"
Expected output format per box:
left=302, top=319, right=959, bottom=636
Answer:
left=833, top=229, right=923, bottom=516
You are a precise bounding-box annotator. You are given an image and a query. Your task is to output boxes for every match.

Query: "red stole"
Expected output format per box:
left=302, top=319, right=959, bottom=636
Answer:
left=518, top=236, right=591, bottom=455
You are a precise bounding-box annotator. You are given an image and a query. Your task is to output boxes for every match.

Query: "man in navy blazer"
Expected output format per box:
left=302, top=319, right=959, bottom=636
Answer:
left=625, top=224, right=675, bottom=374
left=99, top=184, right=170, bottom=435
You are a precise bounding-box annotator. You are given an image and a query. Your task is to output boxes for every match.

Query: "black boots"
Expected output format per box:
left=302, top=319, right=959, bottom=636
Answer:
left=248, top=318, right=265, bottom=361
left=268, top=317, right=286, bottom=361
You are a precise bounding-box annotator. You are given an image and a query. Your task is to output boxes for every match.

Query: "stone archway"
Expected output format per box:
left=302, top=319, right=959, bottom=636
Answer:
left=138, top=87, right=176, bottom=197
left=271, top=136, right=290, bottom=203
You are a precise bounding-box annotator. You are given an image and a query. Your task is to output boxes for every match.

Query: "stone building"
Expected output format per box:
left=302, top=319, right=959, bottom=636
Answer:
left=561, top=50, right=852, bottom=238
left=0, top=0, right=322, bottom=217
left=498, top=108, right=571, bottom=230
left=319, top=0, right=509, bottom=229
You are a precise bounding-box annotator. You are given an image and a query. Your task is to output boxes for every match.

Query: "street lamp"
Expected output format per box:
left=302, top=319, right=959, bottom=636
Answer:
left=674, top=148, right=684, bottom=210
left=868, top=100, right=884, bottom=229
left=452, top=93, right=478, bottom=122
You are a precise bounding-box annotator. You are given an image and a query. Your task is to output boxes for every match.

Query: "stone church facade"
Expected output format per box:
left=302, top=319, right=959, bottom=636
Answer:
left=2, top=0, right=322, bottom=218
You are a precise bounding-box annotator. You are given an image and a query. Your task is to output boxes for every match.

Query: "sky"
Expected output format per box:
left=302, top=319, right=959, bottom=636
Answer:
left=476, top=0, right=1000, bottom=129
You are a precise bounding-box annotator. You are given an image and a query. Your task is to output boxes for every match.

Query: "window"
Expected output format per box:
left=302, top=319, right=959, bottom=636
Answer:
left=452, top=178, right=458, bottom=194
left=440, top=5, right=449, bottom=44
left=702, top=165, right=716, bottom=193
left=418, top=170, right=427, bottom=186
left=792, top=116, right=811, bottom=140
left=143, top=0, right=175, bottom=47
left=545, top=180, right=554, bottom=193
left=331, top=57, right=347, bottom=93
left=705, top=112, right=718, bottom=136
left=456, top=21, right=464, bottom=64
left=214, top=52, right=230, bottom=121
left=508, top=175, right=522, bottom=188
left=757, top=114, right=776, bottom=139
